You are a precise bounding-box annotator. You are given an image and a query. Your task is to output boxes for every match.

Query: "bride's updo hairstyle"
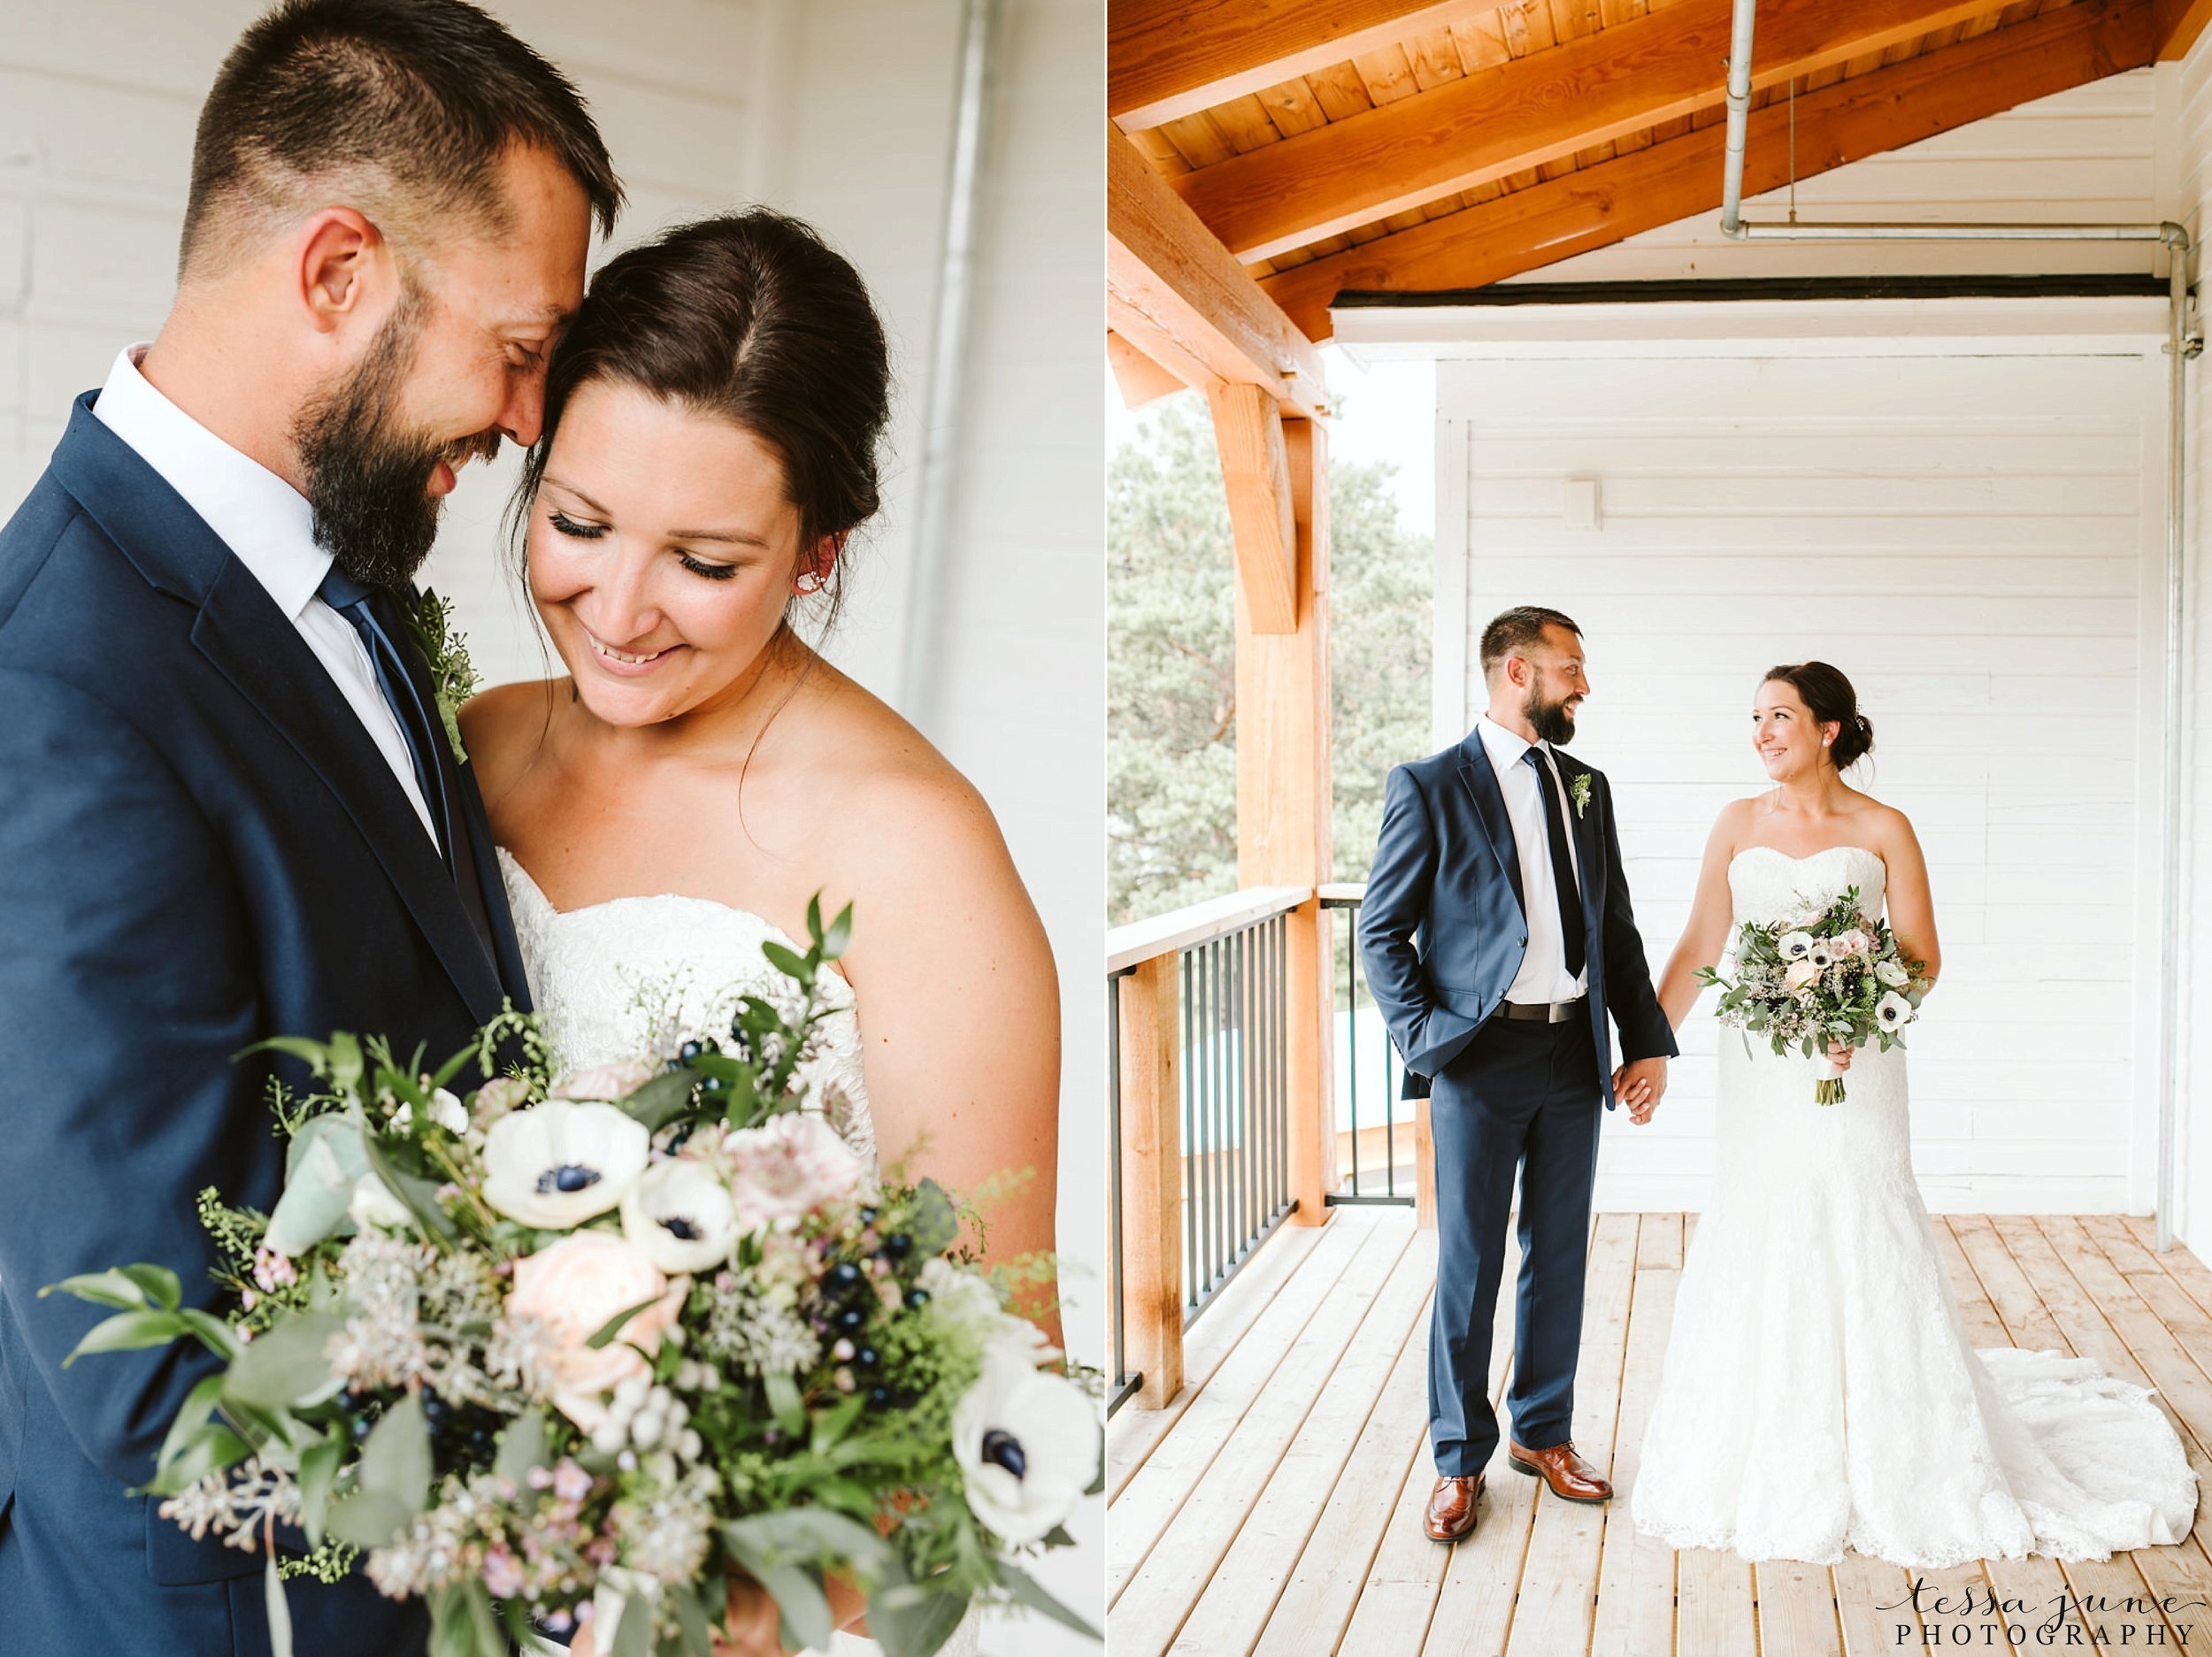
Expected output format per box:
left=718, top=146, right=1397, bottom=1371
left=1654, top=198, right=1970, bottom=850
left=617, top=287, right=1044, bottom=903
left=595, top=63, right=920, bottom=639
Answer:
left=512, top=209, right=891, bottom=627
left=1763, top=661, right=1874, bottom=770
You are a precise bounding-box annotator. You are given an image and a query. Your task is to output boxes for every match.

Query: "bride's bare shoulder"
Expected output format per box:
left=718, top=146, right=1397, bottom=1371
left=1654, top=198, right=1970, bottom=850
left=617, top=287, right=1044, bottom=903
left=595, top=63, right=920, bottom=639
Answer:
left=459, top=679, right=565, bottom=796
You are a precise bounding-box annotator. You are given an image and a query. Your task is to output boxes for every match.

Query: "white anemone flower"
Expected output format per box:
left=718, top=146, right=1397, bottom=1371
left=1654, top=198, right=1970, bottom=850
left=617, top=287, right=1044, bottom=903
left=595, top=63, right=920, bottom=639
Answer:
left=1778, top=931, right=1816, bottom=961
left=391, top=1087, right=467, bottom=1136
left=952, top=1354, right=1101, bottom=1545
left=620, top=1160, right=741, bottom=1272
left=1807, top=941, right=1835, bottom=970
left=1876, top=992, right=1916, bottom=1032
left=481, top=1101, right=649, bottom=1229
left=1875, top=958, right=1910, bottom=988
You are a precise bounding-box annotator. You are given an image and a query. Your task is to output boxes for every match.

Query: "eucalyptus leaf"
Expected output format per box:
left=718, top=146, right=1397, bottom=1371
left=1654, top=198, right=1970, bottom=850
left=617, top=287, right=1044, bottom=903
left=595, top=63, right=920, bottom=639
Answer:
left=118, top=1263, right=182, bottom=1311
left=726, top=1508, right=894, bottom=1576
left=671, top=1580, right=715, bottom=1657
left=62, top=1308, right=185, bottom=1366
left=153, top=1423, right=251, bottom=1495
left=40, top=1268, right=154, bottom=1309
left=267, top=1116, right=369, bottom=1255
left=612, top=1593, right=655, bottom=1657
left=298, top=1434, right=343, bottom=1544
left=153, top=1375, right=228, bottom=1489
left=494, top=1410, right=549, bottom=1490
left=177, top=1308, right=245, bottom=1362
left=764, top=1371, right=808, bottom=1438
left=723, top=1546, right=830, bottom=1656
left=821, top=901, right=854, bottom=961
left=326, top=1486, right=419, bottom=1551
left=360, top=1130, right=457, bottom=1242
left=586, top=1293, right=668, bottom=1351
left=326, top=1032, right=365, bottom=1096
left=868, top=1579, right=968, bottom=1657
left=265, top=1552, right=296, bottom=1657
left=359, top=1390, right=433, bottom=1512
left=905, top=1180, right=959, bottom=1256
left=225, top=1312, right=345, bottom=1409
left=998, top=1561, right=1101, bottom=1639
left=620, top=1069, right=701, bottom=1133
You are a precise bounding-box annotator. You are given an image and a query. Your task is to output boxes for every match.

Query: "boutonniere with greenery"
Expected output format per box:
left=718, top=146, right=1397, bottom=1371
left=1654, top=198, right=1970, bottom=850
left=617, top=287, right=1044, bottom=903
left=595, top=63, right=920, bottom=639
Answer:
left=1570, top=772, right=1593, bottom=819
left=403, top=588, right=480, bottom=767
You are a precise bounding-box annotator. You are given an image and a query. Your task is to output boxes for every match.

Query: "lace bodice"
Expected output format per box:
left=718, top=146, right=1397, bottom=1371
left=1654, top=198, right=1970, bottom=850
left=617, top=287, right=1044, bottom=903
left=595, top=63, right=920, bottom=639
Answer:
left=497, top=848, right=876, bottom=1170
left=1727, top=841, right=1887, bottom=932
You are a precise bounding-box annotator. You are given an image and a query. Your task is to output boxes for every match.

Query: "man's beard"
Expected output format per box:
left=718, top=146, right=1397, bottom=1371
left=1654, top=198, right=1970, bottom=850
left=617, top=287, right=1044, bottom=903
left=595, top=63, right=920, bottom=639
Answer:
left=1525, top=684, right=1577, bottom=746
left=291, top=286, right=498, bottom=592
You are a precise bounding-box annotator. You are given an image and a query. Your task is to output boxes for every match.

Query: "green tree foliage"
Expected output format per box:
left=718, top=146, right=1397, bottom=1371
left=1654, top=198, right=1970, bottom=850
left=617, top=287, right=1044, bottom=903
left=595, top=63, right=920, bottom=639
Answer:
left=1108, top=401, right=1431, bottom=924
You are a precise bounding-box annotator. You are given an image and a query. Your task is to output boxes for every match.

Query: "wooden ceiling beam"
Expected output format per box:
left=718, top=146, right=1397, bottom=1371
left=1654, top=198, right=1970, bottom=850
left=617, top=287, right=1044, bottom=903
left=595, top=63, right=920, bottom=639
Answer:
left=1179, top=0, right=2007, bottom=262
left=2157, top=0, right=2212, bottom=58
left=1108, top=120, right=1330, bottom=421
left=1110, top=0, right=1511, bottom=130
left=1260, top=0, right=2156, bottom=341
left=1107, top=330, right=1191, bottom=410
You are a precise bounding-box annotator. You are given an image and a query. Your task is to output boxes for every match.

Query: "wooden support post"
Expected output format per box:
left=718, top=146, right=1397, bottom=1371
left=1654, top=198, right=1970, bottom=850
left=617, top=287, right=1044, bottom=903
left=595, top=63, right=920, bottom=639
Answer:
left=1209, top=382, right=1296, bottom=634
left=1237, top=417, right=1334, bottom=1224
left=1118, top=954, right=1185, bottom=1408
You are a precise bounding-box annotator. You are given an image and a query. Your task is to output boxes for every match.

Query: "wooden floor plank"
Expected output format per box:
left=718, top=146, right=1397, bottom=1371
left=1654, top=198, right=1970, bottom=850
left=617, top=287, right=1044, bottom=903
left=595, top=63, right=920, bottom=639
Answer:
left=1108, top=1214, right=2212, bottom=1656
left=1252, top=1293, right=1433, bottom=1654
left=1755, top=1558, right=1845, bottom=1657
left=1109, top=1212, right=1396, bottom=1599
left=1834, top=1553, right=1919, bottom=1656
left=1168, top=1231, right=1440, bottom=1656
left=1110, top=1217, right=1419, bottom=1651
left=1589, top=1222, right=1683, bottom=1657
left=1107, top=1220, right=1328, bottom=1499
left=1677, top=1548, right=1755, bottom=1654
left=1502, top=1213, right=1638, bottom=1657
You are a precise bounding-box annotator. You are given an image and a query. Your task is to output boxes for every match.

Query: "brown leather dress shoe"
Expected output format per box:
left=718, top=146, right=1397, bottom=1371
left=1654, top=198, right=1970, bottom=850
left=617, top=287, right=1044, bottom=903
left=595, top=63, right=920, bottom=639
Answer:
left=1424, top=1473, right=1483, bottom=1542
left=1508, top=1438, right=1612, bottom=1502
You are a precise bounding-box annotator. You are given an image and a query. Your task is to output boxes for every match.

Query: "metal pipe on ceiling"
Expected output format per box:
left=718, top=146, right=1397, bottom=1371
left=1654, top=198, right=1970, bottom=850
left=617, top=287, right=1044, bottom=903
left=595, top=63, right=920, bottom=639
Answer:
left=1719, top=0, right=2200, bottom=1250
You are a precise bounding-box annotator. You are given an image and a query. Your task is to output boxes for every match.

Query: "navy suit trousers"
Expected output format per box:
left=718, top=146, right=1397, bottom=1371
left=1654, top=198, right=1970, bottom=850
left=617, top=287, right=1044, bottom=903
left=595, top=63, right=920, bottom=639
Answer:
left=1427, top=1012, right=1601, bottom=1478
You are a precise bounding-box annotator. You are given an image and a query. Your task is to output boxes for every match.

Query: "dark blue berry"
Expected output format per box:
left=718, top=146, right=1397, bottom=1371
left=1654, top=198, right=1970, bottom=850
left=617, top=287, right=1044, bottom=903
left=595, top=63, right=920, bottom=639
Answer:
left=883, top=1232, right=913, bottom=1259
left=868, top=1386, right=892, bottom=1407
left=836, top=1307, right=867, bottom=1333
left=903, top=1288, right=930, bottom=1311
left=859, top=1206, right=879, bottom=1225
left=826, top=1262, right=863, bottom=1294
left=855, top=1346, right=879, bottom=1369
left=680, top=1040, right=704, bottom=1062
left=981, top=1430, right=1026, bottom=1479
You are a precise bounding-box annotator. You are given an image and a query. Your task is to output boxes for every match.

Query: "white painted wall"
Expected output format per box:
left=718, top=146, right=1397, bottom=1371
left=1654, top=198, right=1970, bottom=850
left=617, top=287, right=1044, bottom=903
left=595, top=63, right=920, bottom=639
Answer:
left=0, top=0, right=1103, bottom=1645
left=1356, top=63, right=2209, bottom=1221
left=1434, top=341, right=2167, bottom=1216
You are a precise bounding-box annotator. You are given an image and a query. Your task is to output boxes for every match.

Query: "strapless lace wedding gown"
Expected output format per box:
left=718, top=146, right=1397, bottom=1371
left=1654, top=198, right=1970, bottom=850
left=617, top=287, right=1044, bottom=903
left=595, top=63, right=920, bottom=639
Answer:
left=500, top=849, right=980, bottom=1657
left=1630, top=845, right=2196, bottom=1567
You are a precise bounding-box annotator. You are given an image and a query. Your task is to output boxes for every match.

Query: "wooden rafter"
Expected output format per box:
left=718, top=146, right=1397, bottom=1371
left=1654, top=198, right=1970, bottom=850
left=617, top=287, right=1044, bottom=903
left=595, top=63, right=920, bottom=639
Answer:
left=2159, top=0, right=2212, bottom=57
left=1259, top=0, right=2156, bottom=341
left=1108, top=120, right=1330, bottom=421
left=1107, top=330, right=1188, bottom=410
left=1171, top=0, right=2010, bottom=261
left=1108, top=0, right=1510, bottom=130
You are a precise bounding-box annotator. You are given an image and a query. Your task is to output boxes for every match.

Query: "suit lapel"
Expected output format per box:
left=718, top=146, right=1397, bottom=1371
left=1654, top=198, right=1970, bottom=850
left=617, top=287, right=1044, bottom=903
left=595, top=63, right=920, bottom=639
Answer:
left=45, top=397, right=508, bottom=1027
left=1455, top=733, right=1525, bottom=920
left=191, top=564, right=507, bottom=1025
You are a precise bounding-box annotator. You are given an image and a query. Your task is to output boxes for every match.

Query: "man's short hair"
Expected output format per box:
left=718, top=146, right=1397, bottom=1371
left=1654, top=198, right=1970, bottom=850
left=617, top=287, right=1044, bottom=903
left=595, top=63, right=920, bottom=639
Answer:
left=1479, top=605, right=1582, bottom=681
left=180, top=0, right=623, bottom=281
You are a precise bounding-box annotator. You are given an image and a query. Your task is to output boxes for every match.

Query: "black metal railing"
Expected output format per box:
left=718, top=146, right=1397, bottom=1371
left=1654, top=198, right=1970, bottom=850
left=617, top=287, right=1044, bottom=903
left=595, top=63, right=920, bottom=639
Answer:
left=1318, top=887, right=1415, bottom=1207
left=1178, top=908, right=1294, bottom=1320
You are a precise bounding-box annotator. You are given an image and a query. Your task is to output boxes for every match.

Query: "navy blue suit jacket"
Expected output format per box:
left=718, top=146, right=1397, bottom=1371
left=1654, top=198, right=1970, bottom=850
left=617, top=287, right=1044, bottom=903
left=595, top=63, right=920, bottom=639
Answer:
left=0, top=397, right=531, bottom=1655
left=1356, top=727, right=1676, bottom=1105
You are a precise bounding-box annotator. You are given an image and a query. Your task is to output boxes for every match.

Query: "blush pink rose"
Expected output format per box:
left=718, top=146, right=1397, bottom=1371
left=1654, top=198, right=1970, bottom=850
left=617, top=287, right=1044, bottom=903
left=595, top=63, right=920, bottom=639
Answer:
left=551, top=1058, right=660, bottom=1105
left=1785, top=959, right=1822, bottom=995
left=726, top=1112, right=866, bottom=1231
left=1838, top=930, right=1872, bottom=959
left=506, top=1231, right=687, bottom=1431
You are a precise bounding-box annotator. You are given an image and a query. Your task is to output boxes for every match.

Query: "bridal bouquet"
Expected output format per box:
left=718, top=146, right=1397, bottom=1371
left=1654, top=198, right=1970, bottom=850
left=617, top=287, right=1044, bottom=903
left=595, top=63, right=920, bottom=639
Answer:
left=46, top=901, right=1099, bottom=1657
left=1695, top=885, right=1932, bottom=1104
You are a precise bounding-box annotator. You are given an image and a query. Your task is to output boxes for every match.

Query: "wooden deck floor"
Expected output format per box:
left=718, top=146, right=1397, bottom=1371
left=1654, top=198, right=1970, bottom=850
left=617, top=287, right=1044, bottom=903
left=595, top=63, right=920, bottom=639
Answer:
left=1106, top=1206, right=2212, bottom=1656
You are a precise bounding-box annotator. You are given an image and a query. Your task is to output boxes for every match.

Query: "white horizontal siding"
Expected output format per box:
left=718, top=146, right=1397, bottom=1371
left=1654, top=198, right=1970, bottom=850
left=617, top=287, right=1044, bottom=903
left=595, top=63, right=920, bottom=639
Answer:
left=1436, top=347, right=2162, bottom=1216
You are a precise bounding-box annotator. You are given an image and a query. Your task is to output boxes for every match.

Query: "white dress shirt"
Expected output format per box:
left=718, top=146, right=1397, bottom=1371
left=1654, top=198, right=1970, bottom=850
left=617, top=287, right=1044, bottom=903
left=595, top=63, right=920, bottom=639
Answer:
left=1475, top=713, right=1587, bottom=1002
left=93, top=345, right=437, bottom=841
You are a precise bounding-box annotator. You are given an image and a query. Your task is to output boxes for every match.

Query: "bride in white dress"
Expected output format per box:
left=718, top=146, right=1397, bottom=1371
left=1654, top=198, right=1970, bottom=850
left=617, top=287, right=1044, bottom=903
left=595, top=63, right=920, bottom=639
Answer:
left=461, top=211, right=1060, bottom=1656
left=1626, top=663, right=2193, bottom=1567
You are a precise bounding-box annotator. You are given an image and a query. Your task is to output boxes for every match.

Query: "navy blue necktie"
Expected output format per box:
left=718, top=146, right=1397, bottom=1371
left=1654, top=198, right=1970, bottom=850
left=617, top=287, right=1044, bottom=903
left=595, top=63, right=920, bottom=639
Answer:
left=318, top=566, right=451, bottom=856
left=1522, top=746, right=1586, bottom=978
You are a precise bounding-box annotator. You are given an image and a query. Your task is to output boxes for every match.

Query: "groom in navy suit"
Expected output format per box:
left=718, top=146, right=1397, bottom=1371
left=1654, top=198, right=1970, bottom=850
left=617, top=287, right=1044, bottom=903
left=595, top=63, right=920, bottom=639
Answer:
left=0, top=4, right=621, bottom=1652
left=1359, top=606, right=1675, bottom=1543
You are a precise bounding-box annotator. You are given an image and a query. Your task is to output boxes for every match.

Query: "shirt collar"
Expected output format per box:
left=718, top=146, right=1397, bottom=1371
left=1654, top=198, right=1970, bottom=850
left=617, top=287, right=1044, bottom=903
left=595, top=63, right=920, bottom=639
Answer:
left=1476, top=713, right=1547, bottom=773
left=91, top=345, right=329, bottom=620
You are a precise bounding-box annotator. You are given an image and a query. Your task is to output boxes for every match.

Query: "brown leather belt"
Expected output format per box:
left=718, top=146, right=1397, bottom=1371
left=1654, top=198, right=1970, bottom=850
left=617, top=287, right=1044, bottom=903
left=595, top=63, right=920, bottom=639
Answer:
left=1500, top=996, right=1586, bottom=1024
